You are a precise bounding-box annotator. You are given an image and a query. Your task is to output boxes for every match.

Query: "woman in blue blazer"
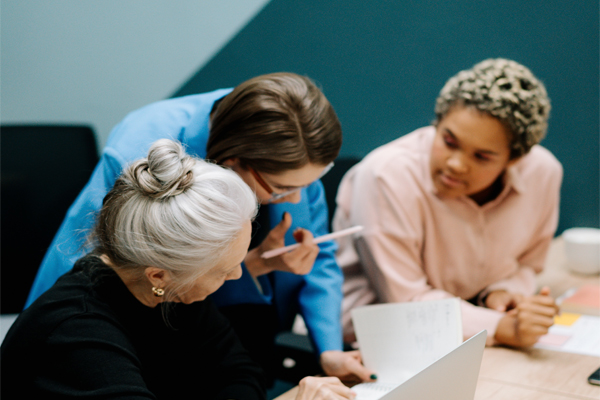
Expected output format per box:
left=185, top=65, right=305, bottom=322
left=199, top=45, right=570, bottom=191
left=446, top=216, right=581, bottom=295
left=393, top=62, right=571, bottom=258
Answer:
left=26, top=73, right=374, bottom=384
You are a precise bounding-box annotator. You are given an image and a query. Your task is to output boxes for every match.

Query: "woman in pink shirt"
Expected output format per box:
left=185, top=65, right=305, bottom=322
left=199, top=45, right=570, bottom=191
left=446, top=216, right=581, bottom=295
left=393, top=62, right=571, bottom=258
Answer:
left=335, top=59, right=562, bottom=347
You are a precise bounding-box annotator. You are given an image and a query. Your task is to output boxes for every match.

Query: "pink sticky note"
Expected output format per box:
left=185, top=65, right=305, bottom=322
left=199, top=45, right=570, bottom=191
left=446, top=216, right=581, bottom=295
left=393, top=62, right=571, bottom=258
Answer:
left=537, top=333, right=571, bottom=346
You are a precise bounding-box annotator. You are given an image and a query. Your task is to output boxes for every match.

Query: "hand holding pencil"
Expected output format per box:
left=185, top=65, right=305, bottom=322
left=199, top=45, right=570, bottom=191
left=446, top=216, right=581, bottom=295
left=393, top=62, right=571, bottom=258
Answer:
left=243, top=212, right=364, bottom=278
left=261, top=225, right=364, bottom=259
left=243, top=212, right=320, bottom=277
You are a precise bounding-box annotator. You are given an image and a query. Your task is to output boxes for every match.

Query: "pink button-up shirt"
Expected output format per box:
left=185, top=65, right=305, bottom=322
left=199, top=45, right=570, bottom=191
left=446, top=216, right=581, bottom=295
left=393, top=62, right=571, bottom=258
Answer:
left=334, top=126, right=563, bottom=345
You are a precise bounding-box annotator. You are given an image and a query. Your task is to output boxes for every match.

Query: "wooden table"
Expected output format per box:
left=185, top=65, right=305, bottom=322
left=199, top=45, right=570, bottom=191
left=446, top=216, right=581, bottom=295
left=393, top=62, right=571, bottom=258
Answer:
left=474, top=237, right=600, bottom=400
left=476, top=346, right=598, bottom=399
left=276, top=237, right=600, bottom=399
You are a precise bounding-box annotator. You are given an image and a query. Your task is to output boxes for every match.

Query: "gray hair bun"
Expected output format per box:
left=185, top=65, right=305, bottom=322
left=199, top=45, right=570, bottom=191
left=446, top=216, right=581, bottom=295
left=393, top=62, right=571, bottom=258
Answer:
left=132, top=139, right=196, bottom=198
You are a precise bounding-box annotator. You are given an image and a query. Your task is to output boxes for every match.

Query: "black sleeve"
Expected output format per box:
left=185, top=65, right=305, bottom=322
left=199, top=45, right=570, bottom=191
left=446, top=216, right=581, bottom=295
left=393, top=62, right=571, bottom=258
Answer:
left=43, top=314, right=156, bottom=399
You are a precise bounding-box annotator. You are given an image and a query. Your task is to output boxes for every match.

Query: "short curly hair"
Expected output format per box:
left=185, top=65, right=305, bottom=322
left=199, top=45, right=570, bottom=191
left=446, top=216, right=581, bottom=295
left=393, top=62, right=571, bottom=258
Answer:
left=434, top=59, right=551, bottom=158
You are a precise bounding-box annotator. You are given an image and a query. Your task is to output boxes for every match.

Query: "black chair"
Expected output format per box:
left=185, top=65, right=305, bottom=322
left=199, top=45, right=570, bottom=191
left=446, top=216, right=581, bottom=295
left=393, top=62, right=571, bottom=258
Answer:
left=1, top=125, right=98, bottom=314
left=321, top=156, right=361, bottom=231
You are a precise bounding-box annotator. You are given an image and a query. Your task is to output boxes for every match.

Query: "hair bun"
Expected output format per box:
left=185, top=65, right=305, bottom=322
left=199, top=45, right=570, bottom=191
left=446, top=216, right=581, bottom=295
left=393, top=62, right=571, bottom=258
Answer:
left=133, top=139, right=196, bottom=198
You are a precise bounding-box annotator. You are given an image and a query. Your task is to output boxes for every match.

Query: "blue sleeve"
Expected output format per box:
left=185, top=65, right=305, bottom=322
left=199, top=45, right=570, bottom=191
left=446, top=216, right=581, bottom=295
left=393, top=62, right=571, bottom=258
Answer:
left=298, top=180, right=344, bottom=354
left=25, top=149, right=125, bottom=308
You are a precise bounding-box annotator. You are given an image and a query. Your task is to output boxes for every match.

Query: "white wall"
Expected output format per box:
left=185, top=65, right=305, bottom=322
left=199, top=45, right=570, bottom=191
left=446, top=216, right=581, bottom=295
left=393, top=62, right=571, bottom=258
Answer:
left=1, top=0, right=271, bottom=149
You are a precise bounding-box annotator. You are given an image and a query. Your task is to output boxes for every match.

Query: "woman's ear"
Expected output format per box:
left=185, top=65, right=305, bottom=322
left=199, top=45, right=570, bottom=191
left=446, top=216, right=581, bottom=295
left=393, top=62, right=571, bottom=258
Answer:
left=144, top=267, right=171, bottom=289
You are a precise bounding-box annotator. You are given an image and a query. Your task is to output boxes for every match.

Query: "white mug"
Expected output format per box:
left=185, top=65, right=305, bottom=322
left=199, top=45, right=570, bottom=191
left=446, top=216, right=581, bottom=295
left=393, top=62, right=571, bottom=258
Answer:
left=563, top=228, right=600, bottom=275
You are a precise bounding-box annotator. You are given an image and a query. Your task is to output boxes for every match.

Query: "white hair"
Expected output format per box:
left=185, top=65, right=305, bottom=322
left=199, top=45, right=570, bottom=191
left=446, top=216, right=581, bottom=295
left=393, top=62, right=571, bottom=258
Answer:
left=95, top=139, right=257, bottom=299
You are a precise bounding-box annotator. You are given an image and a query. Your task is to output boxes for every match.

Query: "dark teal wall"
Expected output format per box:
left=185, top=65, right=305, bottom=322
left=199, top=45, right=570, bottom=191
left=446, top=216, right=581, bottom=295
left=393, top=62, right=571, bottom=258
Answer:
left=175, top=0, right=599, bottom=234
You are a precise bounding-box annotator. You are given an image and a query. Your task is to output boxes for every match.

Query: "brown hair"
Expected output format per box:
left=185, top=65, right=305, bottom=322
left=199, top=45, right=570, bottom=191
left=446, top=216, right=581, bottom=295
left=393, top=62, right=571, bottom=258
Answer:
left=207, top=73, right=342, bottom=173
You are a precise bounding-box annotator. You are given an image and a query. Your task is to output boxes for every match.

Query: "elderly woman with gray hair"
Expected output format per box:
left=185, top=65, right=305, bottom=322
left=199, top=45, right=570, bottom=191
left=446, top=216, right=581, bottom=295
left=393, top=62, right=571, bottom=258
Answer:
left=336, top=58, right=562, bottom=349
left=1, top=139, right=357, bottom=400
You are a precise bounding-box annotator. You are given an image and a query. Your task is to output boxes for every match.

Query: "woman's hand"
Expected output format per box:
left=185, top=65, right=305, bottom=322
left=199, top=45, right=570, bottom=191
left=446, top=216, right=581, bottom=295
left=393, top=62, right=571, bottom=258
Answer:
left=320, top=350, right=376, bottom=385
left=485, top=290, right=524, bottom=312
left=494, top=287, right=559, bottom=347
left=295, top=376, right=356, bottom=400
left=243, top=212, right=320, bottom=277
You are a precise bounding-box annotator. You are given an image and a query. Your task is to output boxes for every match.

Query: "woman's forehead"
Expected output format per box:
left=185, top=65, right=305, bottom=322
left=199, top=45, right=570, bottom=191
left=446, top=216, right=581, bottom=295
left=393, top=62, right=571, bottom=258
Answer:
left=440, top=107, right=511, bottom=153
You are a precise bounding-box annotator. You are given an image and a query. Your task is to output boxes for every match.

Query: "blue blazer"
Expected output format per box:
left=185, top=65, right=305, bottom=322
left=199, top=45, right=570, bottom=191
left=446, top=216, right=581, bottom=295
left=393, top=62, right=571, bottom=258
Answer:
left=25, top=89, right=343, bottom=354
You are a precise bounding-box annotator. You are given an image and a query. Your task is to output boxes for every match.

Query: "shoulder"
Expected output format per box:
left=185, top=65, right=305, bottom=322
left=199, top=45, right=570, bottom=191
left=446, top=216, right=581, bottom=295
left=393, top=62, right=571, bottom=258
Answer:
left=355, top=127, right=432, bottom=178
left=36, top=255, right=122, bottom=333
left=125, top=89, right=232, bottom=121
left=334, top=127, right=435, bottom=228
left=342, top=127, right=434, bottom=197
left=3, top=265, right=121, bottom=354
left=103, top=89, right=232, bottom=158
left=513, top=145, right=563, bottom=186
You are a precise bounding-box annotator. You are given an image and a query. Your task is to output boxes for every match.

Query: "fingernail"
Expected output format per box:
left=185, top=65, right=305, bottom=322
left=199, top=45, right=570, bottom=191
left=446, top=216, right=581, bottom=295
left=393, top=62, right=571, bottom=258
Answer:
left=370, top=374, right=377, bottom=380
left=281, top=212, right=289, bottom=221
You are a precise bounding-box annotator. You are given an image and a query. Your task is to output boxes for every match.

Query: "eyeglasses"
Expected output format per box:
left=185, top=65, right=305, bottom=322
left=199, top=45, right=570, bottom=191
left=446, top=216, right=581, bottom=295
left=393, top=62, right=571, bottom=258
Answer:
left=248, top=162, right=334, bottom=203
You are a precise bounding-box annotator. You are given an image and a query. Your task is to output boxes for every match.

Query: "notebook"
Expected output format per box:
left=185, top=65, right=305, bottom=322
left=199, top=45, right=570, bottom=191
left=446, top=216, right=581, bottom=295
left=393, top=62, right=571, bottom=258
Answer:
left=352, top=330, right=487, bottom=400
left=351, top=298, right=464, bottom=385
left=559, top=284, right=600, bottom=316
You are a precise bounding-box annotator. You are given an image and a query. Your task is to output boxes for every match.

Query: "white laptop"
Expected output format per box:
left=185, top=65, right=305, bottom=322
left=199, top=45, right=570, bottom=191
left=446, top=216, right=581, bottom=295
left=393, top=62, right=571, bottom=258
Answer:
left=352, top=330, right=487, bottom=400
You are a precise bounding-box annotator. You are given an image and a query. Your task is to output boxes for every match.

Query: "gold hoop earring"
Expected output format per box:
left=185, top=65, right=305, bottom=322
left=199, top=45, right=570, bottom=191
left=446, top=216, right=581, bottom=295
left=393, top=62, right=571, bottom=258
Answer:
left=152, top=287, right=165, bottom=297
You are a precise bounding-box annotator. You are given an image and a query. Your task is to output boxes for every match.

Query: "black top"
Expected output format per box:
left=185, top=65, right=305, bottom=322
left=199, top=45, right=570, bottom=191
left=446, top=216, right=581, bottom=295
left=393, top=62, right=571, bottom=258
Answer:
left=1, top=255, right=266, bottom=399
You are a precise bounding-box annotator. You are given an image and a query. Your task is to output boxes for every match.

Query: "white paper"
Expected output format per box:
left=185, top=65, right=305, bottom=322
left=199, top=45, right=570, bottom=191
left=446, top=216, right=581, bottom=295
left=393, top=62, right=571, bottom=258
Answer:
left=351, top=298, right=463, bottom=387
left=351, top=382, right=399, bottom=400
left=534, top=314, right=600, bottom=357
